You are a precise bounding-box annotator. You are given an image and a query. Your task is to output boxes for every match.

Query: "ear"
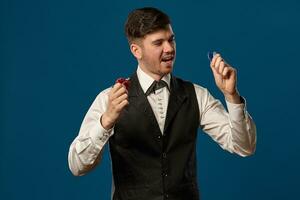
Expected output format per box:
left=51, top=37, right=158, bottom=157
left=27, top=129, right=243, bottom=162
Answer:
left=130, top=43, right=142, bottom=60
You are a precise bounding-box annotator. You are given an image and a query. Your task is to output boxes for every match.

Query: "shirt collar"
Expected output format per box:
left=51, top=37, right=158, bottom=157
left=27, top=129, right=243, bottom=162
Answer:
left=136, top=66, right=171, bottom=94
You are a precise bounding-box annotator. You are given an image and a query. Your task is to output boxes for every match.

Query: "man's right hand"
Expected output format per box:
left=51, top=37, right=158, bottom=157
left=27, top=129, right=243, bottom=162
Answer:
left=101, top=83, right=129, bottom=130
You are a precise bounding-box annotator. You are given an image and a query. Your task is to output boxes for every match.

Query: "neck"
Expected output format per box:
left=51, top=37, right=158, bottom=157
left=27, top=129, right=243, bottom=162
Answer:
left=138, top=64, right=164, bottom=81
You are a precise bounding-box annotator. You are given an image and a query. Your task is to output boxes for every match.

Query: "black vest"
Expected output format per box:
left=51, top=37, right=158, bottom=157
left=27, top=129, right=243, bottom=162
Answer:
left=109, top=73, right=200, bottom=200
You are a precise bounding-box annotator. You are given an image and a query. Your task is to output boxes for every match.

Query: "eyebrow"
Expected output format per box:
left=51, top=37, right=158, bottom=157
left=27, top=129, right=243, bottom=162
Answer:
left=151, top=34, right=175, bottom=44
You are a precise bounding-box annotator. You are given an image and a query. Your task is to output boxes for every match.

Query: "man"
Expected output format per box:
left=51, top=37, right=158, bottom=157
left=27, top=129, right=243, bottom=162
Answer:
left=68, top=7, right=256, bottom=200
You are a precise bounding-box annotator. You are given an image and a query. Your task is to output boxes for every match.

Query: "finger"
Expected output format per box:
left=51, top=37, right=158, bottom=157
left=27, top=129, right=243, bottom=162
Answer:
left=218, top=61, right=225, bottom=74
left=116, top=99, right=129, bottom=111
left=111, top=86, right=127, bottom=100
left=209, top=60, right=219, bottom=75
left=114, top=97, right=129, bottom=112
left=111, top=83, right=123, bottom=93
left=214, top=56, right=223, bottom=71
left=113, top=93, right=128, bottom=106
left=222, top=66, right=229, bottom=77
left=210, top=53, right=220, bottom=68
left=109, top=86, right=126, bottom=104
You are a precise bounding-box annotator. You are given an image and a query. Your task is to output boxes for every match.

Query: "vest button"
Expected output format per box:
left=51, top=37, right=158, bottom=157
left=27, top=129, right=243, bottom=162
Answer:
left=157, top=135, right=161, bottom=139
left=162, top=153, right=167, bottom=158
left=162, top=172, right=168, bottom=177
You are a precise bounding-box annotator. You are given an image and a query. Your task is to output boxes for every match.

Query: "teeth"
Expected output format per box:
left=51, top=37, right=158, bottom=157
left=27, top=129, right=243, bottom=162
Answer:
left=162, top=56, right=173, bottom=61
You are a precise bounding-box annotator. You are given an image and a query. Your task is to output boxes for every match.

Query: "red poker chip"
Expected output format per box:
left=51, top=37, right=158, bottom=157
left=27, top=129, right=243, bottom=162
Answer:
left=116, top=78, right=130, bottom=90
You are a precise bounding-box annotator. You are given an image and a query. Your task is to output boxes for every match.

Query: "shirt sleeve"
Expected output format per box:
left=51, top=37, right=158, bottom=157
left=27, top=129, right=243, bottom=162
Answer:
left=68, top=87, right=114, bottom=176
left=194, top=84, right=257, bottom=157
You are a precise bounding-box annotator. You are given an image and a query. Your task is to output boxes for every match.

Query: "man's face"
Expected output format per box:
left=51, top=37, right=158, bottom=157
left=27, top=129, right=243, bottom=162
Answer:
left=135, top=24, right=176, bottom=79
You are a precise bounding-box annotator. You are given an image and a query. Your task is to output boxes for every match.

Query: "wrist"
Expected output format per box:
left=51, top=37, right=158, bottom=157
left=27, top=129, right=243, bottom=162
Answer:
left=224, top=91, right=241, bottom=104
left=100, top=113, right=115, bottom=130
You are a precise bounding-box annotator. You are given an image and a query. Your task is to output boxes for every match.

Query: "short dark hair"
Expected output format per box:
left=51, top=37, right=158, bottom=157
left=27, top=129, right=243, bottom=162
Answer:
left=125, top=7, right=171, bottom=43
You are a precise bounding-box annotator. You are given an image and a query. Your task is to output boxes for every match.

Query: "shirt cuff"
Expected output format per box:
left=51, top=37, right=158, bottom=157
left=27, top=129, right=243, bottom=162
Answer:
left=89, top=114, right=114, bottom=144
left=225, top=96, right=247, bottom=122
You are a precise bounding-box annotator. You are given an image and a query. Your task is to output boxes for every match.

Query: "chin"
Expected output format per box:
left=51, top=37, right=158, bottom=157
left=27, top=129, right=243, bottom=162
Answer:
left=161, top=61, right=174, bottom=70
left=166, top=65, right=174, bottom=73
left=162, top=66, right=173, bottom=74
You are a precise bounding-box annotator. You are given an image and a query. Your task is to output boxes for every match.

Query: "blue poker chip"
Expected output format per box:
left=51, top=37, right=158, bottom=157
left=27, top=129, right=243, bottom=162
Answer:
left=207, top=51, right=216, bottom=61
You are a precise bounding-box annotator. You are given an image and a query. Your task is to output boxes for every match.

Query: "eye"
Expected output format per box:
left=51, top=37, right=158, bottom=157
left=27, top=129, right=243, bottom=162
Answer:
left=153, top=41, right=162, bottom=46
left=169, top=36, right=175, bottom=43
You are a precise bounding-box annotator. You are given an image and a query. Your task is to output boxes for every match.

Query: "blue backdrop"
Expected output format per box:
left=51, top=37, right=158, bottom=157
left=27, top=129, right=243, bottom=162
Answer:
left=1, top=0, right=299, bottom=199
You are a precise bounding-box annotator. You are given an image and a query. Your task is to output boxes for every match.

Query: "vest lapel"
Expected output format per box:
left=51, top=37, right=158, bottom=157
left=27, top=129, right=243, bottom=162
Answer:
left=128, top=73, right=188, bottom=135
left=164, top=75, right=188, bottom=132
left=128, top=73, right=162, bottom=134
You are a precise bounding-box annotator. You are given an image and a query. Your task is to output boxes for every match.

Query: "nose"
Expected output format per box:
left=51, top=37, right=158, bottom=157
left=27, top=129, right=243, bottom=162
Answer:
left=163, top=41, right=175, bottom=53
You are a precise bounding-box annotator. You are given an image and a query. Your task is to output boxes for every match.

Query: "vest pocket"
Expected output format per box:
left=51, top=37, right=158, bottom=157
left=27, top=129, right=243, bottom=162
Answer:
left=169, top=182, right=199, bottom=200
left=118, top=185, right=150, bottom=200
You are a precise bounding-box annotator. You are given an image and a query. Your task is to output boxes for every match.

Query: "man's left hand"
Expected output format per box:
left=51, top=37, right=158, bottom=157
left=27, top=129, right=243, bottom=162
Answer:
left=210, top=53, right=241, bottom=104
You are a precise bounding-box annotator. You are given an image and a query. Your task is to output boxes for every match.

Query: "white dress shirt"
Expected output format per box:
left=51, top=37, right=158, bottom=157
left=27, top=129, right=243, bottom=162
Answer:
left=68, top=66, right=257, bottom=182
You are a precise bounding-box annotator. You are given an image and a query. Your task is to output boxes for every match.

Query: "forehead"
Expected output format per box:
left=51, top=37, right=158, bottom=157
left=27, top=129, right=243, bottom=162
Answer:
left=144, top=25, right=174, bottom=41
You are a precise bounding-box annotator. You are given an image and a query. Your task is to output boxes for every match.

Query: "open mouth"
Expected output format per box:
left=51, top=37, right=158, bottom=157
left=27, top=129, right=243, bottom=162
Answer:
left=161, top=55, right=174, bottom=62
